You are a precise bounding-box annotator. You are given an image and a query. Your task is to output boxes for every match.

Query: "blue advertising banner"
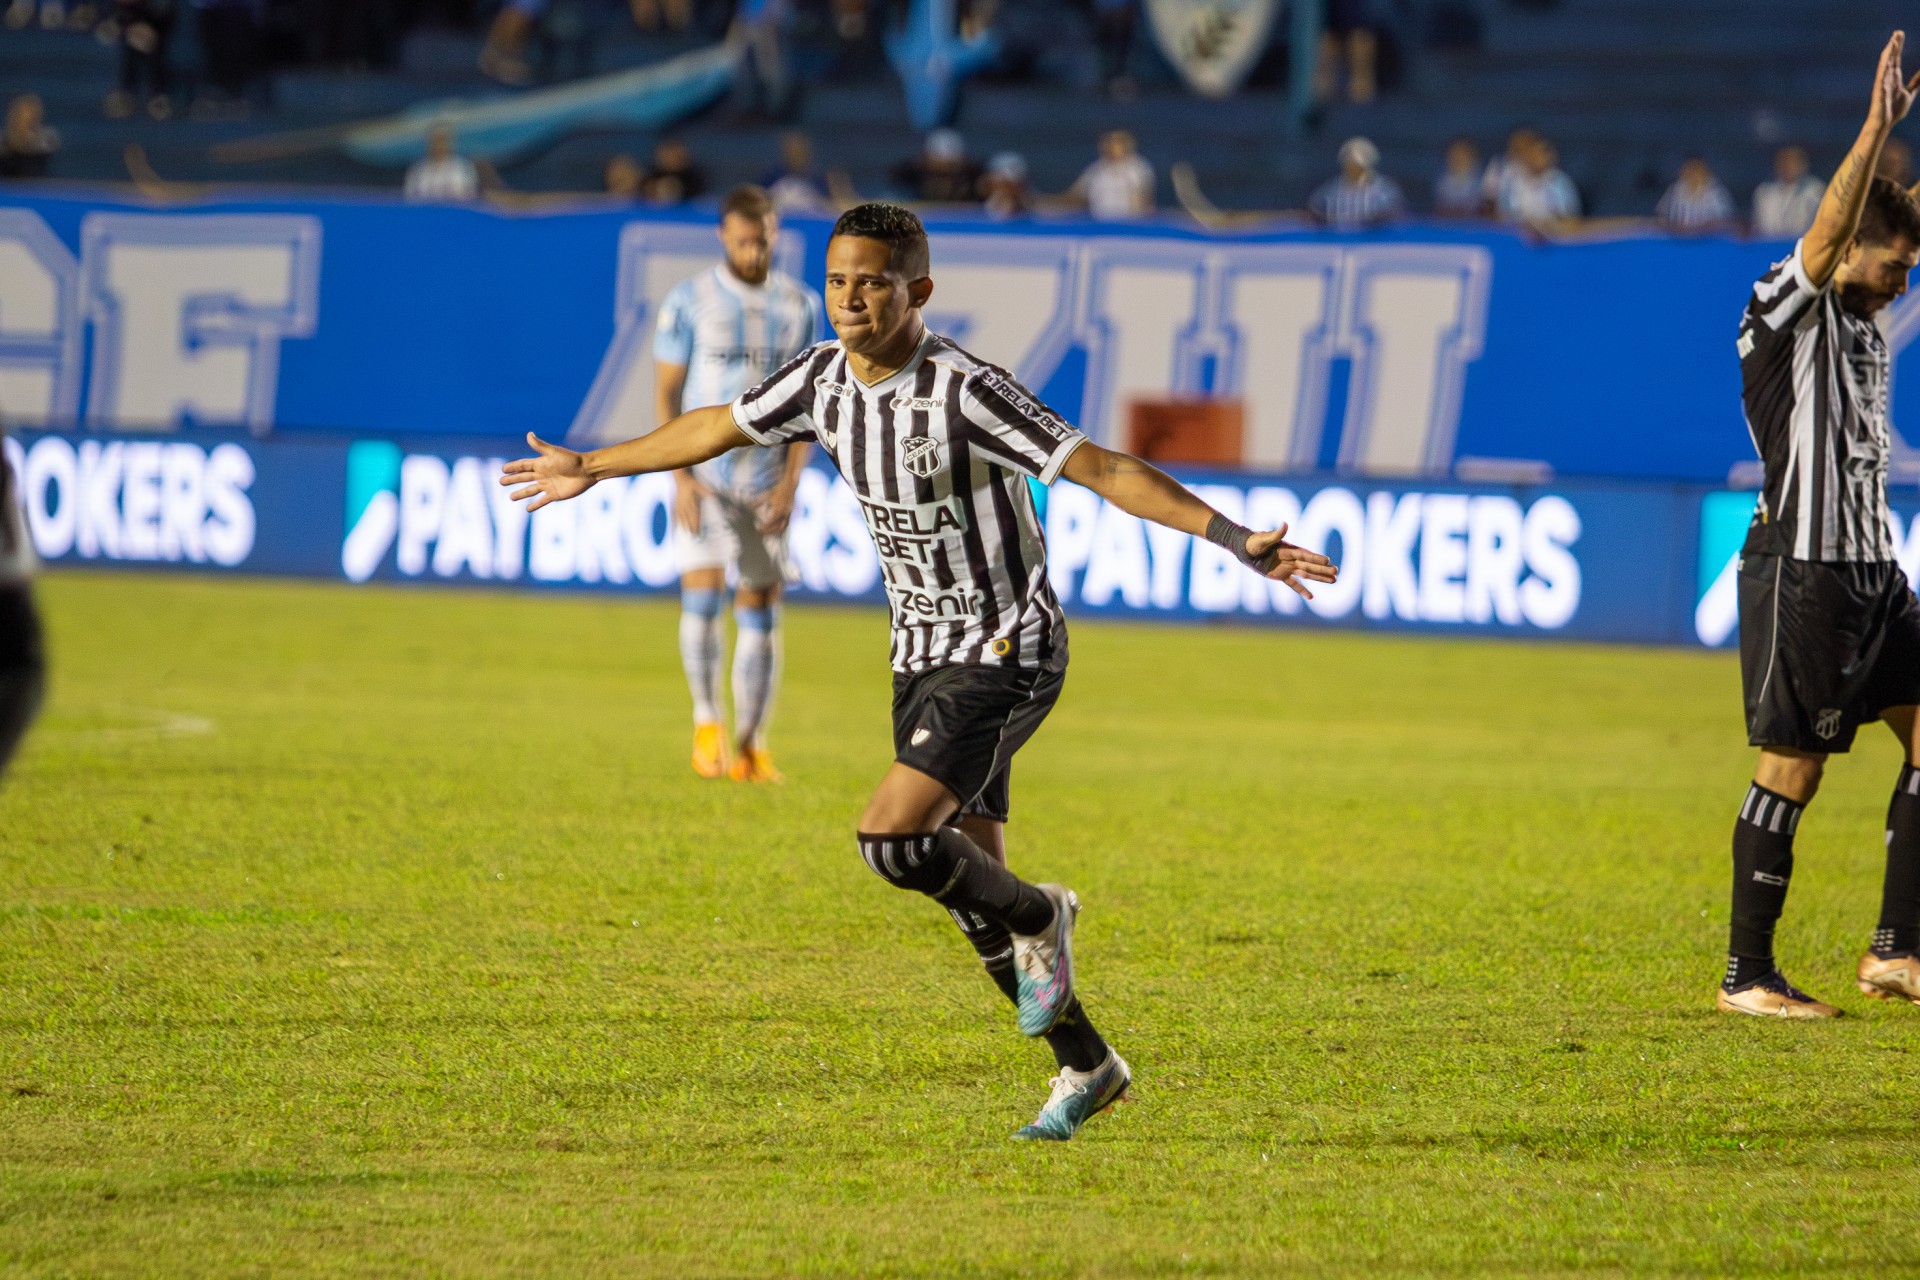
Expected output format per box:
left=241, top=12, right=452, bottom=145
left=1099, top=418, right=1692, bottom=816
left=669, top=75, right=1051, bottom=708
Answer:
left=12, top=188, right=1917, bottom=486
left=4, top=426, right=1774, bottom=648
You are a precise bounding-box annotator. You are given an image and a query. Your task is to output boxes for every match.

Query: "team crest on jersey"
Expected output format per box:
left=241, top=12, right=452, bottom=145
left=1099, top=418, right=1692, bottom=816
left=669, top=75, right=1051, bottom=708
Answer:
left=901, top=436, right=944, bottom=477
left=1815, top=709, right=1842, bottom=739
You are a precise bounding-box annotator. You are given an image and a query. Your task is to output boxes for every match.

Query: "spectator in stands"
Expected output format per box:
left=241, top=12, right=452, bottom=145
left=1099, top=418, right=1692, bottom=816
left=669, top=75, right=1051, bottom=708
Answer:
left=1656, top=156, right=1736, bottom=233
left=628, top=0, right=689, bottom=31
left=404, top=123, right=480, bottom=202
left=761, top=131, right=830, bottom=213
left=1481, top=127, right=1537, bottom=214
left=1878, top=136, right=1914, bottom=186
left=981, top=151, right=1032, bottom=220
left=1092, top=0, right=1137, bottom=100
left=604, top=153, right=645, bottom=200
left=104, top=0, right=175, bottom=121
left=1432, top=136, right=1483, bottom=217
left=642, top=138, right=707, bottom=205
left=1752, top=145, right=1824, bottom=240
left=192, top=0, right=259, bottom=115
left=0, top=94, right=59, bottom=181
left=1316, top=0, right=1377, bottom=106
left=890, top=128, right=983, bottom=204
left=1309, top=136, right=1403, bottom=230
left=478, top=0, right=539, bottom=85
left=1066, top=129, right=1155, bottom=220
left=1493, top=133, right=1579, bottom=229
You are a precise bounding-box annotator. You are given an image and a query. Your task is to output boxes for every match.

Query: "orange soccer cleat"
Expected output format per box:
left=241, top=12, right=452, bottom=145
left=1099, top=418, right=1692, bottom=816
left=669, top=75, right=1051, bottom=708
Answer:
left=691, top=722, right=729, bottom=780
left=728, top=744, right=785, bottom=783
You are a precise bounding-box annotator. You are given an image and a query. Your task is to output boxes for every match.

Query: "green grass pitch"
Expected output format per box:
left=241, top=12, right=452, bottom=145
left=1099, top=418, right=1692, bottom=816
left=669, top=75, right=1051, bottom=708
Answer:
left=5, top=571, right=1920, bottom=1277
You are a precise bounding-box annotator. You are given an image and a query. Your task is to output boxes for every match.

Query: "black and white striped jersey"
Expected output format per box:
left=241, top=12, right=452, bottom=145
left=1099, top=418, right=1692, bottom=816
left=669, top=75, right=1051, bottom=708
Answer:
left=1738, top=239, right=1897, bottom=562
left=731, top=330, right=1085, bottom=674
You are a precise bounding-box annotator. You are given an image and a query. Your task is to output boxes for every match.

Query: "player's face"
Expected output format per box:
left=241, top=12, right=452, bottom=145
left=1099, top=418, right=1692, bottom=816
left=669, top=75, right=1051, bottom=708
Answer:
left=1838, top=235, right=1920, bottom=317
left=719, top=212, right=775, bottom=286
left=824, top=235, right=930, bottom=355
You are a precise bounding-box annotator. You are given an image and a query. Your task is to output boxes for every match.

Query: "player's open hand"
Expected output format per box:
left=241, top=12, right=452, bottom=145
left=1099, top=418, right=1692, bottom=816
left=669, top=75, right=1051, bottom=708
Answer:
left=673, top=473, right=705, bottom=534
left=1870, top=31, right=1920, bottom=130
left=1245, top=524, right=1339, bottom=600
left=499, top=433, right=593, bottom=512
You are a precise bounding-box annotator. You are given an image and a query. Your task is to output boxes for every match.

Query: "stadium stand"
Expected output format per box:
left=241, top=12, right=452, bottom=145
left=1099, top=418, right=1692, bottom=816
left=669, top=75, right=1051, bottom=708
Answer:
left=0, top=0, right=1910, bottom=217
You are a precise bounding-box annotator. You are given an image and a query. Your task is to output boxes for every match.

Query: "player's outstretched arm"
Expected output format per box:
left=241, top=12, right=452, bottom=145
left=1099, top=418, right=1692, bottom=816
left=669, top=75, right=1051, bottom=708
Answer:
left=498, top=405, right=750, bottom=512
left=1059, top=441, right=1338, bottom=599
left=1806, top=30, right=1920, bottom=286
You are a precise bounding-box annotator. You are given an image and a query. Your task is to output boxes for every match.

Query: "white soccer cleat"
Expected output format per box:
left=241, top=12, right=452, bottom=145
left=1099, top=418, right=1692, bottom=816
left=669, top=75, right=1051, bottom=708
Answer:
left=1012, top=884, right=1077, bottom=1036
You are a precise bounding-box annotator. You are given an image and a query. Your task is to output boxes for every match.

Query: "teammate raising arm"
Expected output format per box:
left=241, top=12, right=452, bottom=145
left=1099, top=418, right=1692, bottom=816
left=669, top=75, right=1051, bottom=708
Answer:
left=504, top=203, right=1333, bottom=1142
left=1719, top=32, right=1920, bottom=1019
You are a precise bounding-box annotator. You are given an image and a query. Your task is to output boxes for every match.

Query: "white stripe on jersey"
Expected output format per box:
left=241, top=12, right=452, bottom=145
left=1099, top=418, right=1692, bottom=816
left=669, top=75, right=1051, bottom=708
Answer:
left=1737, top=238, right=1895, bottom=562
left=654, top=265, right=821, bottom=498
left=731, top=331, right=1083, bottom=674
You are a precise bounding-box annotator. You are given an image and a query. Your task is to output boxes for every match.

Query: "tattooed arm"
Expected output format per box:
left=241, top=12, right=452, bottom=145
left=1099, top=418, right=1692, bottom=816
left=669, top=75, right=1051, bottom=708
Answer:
left=1806, top=31, right=1920, bottom=286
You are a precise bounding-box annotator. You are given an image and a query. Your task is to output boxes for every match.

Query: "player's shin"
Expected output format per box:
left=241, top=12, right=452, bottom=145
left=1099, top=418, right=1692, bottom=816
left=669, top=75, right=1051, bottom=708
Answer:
left=856, top=828, right=1056, bottom=935
left=1875, top=764, right=1920, bottom=956
left=1726, top=782, right=1803, bottom=989
left=731, top=603, right=779, bottom=745
left=679, top=587, right=724, bottom=725
left=948, top=907, right=1108, bottom=1070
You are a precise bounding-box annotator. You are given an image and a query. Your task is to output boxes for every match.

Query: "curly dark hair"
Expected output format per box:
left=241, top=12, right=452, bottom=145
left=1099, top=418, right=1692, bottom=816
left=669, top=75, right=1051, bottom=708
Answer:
left=1857, top=176, right=1920, bottom=248
left=829, top=202, right=930, bottom=279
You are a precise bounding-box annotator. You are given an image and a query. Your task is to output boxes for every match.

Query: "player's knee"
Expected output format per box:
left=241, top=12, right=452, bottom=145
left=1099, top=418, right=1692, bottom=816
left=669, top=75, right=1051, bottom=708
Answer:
left=1757, top=750, right=1825, bottom=802
left=855, top=831, right=953, bottom=894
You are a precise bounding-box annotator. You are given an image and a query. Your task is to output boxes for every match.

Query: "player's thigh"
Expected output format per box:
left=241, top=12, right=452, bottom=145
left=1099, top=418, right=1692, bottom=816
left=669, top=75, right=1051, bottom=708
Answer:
left=720, top=497, right=788, bottom=596
left=672, top=495, right=735, bottom=577
left=859, top=761, right=961, bottom=833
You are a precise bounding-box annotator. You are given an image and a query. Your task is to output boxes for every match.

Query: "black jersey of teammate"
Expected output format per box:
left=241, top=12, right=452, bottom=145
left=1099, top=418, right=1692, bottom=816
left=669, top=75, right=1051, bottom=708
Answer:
left=730, top=330, right=1084, bottom=674
left=1737, top=239, right=1896, bottom=562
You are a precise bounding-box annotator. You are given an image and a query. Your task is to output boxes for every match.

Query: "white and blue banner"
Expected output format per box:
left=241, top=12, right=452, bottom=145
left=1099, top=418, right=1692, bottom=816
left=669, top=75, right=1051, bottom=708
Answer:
left=3, top=425, right=1822, bottom=647
left=11, top=187, right=1915, bottom=484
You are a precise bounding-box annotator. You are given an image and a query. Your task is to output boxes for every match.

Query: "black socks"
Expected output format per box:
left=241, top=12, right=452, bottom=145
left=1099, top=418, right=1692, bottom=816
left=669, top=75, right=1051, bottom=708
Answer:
left=1726, top=782, right=1803, bottom=989
left=1877, top=764, right=1920, bottom=956
left=949, top=907, right=1109, bottom=1073
left=857, top=828, right=1056, bottom=935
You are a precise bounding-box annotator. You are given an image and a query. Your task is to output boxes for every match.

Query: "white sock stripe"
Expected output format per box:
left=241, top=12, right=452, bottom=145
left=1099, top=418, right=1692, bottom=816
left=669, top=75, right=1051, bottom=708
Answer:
left=1769, top=802, right=1788, bottom=834
left=1741, top=787, right=1761, bottom=821
left=1787, top=806, right=1802, bottom=835
left=1906, top=768, right=1920, bottom=797
left=1752, top=795, right=1771, bottom=828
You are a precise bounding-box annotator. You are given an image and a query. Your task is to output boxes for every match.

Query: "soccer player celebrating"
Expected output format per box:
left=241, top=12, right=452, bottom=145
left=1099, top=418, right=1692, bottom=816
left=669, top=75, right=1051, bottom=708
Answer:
left=503, top=203, right=1335, bottom=1138
left=657, top=185, right=823, bottom=783
left=1722, top=32, right=1920, bottom=1018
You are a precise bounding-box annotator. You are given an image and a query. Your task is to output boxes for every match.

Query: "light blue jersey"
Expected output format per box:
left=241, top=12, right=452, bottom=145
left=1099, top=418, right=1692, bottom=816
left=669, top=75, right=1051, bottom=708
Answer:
left=654, top=265, right=823, bottom=498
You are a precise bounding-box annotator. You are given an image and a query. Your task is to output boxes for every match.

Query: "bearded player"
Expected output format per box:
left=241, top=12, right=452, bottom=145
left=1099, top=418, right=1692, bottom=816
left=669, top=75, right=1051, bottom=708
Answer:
left=503, top=203, right=1337, bottom=1138
left=1721, top=32, right=1920, bottom=1017
left=658, top=185, right=823, bottom=782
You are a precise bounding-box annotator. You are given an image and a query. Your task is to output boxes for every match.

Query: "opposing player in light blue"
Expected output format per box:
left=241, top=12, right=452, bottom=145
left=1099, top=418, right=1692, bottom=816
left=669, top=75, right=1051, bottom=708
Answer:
left=655, top=185, right=823, bottom=782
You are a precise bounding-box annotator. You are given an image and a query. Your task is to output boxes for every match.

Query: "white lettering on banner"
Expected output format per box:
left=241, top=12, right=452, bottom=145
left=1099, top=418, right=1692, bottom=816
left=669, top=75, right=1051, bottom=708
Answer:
left=0, top=211, right=82, bottom=428
left=16, top=434, right=255, bottom=565
left=80, top=214, right=320, bottom=432
left=1045, top=480, right=1583, bottom=630
left=937, top=237, right=1490, bottom=477
left=372, top=451, right=682, bottom=586
left=786, top=468, right=879, bottom=595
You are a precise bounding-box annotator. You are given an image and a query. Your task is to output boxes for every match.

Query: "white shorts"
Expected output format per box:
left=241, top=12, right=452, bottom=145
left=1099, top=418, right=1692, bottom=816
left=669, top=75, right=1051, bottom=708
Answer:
left=673, top=491, right=789, bottom=590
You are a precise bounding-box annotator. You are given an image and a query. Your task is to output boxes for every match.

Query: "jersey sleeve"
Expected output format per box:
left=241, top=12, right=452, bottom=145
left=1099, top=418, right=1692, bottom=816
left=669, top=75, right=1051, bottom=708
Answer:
left=958, top=365, right=1088, bottom=484
left=1743, top=239, right=1825, bottom=340
left=651, top=283, right=696, bottom=365
left=731, top=342, right=826, bottom=445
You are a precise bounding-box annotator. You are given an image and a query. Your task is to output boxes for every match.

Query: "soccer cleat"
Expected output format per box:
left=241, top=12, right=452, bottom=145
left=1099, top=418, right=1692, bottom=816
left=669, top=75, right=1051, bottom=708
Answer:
left=1012, top=1050, right=1131, bottom=1142
left=691, top=723, right=728, bottom=780
left=1857, top=950, right=1920, bottom=1003
left=728, top=744, right=784, bottom=784
left=1716, top=970, right=1841, bottom=1019
left=1012, top=884, right=1078, bottom=1037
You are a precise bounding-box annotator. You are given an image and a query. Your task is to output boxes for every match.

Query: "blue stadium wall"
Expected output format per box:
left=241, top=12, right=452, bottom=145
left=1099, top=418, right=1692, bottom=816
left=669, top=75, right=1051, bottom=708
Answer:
left=8, top=188, right=1920, bottom=647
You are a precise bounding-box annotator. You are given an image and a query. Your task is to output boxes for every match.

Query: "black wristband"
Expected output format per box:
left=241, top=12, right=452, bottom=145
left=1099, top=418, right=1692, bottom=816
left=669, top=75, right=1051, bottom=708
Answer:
left=1204, top=513, right=1280, bottom=573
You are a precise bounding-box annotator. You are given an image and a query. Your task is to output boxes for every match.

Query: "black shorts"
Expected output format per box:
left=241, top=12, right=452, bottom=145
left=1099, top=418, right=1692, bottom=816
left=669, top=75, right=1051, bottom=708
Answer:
left=891, top=663, right=1065, bottom=824
left=1739, top=554, right=1920, bottom=753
